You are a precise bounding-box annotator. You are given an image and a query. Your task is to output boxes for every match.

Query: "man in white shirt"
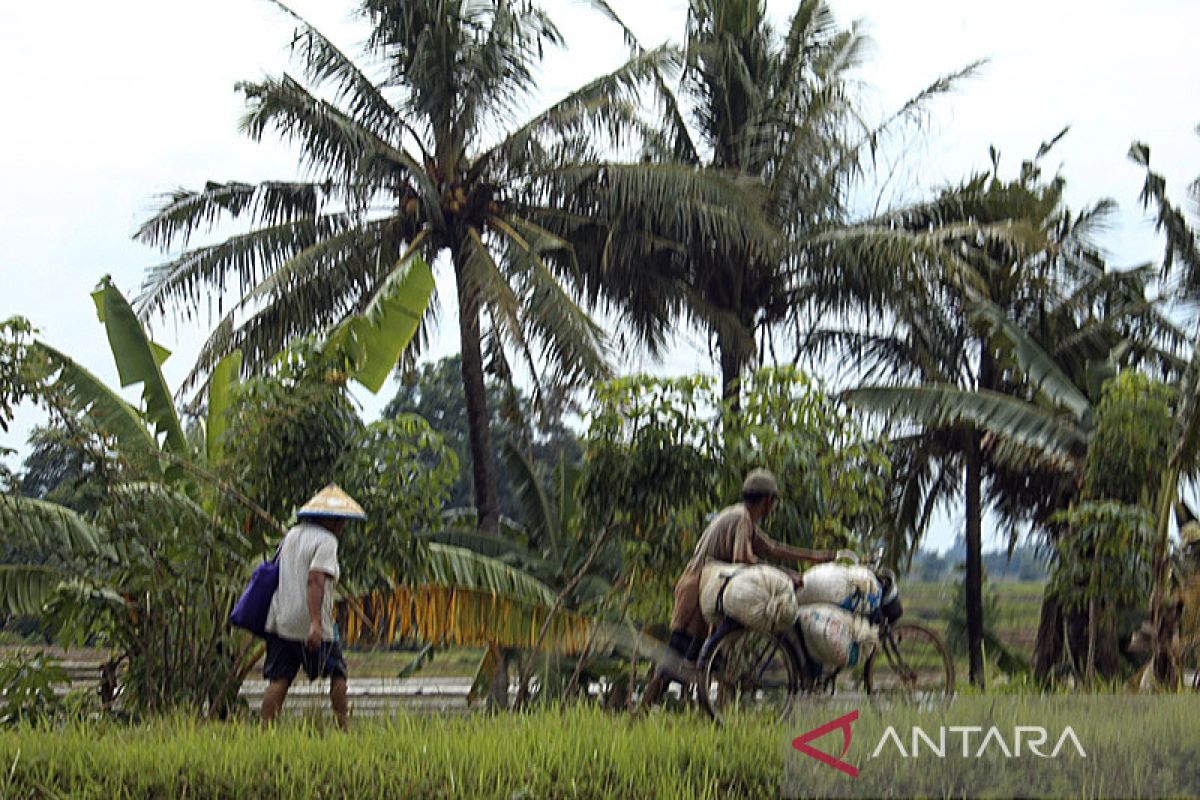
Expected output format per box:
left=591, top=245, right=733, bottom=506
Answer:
left=260, top=484, right=365, bottom=731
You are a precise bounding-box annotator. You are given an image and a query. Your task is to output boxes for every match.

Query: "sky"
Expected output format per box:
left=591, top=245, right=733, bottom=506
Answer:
left=1, top=0, right=1197, bottom=551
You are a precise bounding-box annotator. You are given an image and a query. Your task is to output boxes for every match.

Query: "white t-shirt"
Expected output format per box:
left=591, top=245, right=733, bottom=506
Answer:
left=265, top=521, right=340, bottom=642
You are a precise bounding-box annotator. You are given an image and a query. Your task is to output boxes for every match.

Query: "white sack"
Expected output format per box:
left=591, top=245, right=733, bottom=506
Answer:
left=796, top=603, right=879, bottom=668
left=795, top=563, right=883, bottom=617
left=699, top=561, right=799, bottom=633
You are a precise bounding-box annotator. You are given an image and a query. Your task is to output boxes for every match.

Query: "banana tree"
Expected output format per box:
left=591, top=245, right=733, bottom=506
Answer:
left=1133, top=136, right=1200, bottom=685
left=2, top=266, right=575, bottom=712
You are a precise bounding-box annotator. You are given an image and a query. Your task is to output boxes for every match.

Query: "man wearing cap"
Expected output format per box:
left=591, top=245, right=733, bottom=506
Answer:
left=260, top=484, right=365, bottom=731
left=641, top=468, right=837, bottom=707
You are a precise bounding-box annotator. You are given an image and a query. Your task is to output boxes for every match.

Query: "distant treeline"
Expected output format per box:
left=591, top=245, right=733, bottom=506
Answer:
left=906, top=538, right=1048, bottom=583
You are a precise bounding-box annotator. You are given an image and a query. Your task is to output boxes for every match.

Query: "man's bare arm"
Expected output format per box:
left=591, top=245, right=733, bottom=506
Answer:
left=306, top=570, right=327, bottom=649
left=753, top=533, right=836, bottom=565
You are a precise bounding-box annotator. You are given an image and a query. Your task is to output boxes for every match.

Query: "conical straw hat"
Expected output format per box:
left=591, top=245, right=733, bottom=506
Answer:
left=297, top=484, right=367, bottom=520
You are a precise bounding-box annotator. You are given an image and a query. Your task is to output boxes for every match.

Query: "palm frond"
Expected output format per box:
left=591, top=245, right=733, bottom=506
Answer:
left=137, top=213, right=359, bottom=319
left=846, top=384, right=1087, bottom=459
left=493, top=215, right=610, bottom=388
left=966, top=294, right=1091, bottom=420
left=267, top=0, right=403, bottom=143
left=134, top=180, right=325, bottom=251
left=477, top=45, right=682, bottom=182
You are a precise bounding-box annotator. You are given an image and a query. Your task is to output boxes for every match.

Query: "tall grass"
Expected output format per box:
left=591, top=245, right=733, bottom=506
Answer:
left=0, top=708, right=782, bottom=799
left=3, top=695, right=1195, bottom=798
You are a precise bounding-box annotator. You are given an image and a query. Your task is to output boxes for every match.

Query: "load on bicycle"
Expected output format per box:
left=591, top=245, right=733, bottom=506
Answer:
left=640, top=467, right=952, bottom=720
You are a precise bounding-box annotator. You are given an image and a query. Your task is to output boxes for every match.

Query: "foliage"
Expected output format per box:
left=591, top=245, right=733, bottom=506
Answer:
left=383, top=354, right=582, bottom=522
left=580, top=366, right=892, bottom=621
left=133, top=0, right=683, bottom=532
left=575, top=1, right=976, bottom=403
left=0, top=277, right=447, bottom=715
left=1082, top=372, right=1174, bottom=505
left=0, top=652, right=67, bottom=726
left=1050, top=501, right=1154, bottom=618
left=219, top=342, right=362, bottom=538
left=908, top=542, right=1048, bottom=583
left=334, top=414, right=458, bottom=589
left=18, top=426, right=106, bottom=514
left=62, top=485, right=254, bottom=714
left=727, top=368, right=891, bottom=547
left=0, top=317, right=38, bottom=437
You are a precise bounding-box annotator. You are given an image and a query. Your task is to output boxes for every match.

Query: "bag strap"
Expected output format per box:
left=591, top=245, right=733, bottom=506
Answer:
left=714, top=568, right=743, bottom=618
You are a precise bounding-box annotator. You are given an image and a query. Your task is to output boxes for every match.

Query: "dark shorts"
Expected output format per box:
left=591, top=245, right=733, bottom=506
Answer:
left=263, top=634, right=348, bottom=683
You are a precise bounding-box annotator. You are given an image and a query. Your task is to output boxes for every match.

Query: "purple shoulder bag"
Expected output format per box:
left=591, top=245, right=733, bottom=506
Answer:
left=229, top=549, right=280, bottom=639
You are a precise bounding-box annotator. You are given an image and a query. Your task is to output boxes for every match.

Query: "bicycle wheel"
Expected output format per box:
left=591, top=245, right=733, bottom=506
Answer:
left=863, top=622, right=954, bottom=700
left=1180, top=641, right=1200, bottom=690
left=700, top=627, right=800, bottom=724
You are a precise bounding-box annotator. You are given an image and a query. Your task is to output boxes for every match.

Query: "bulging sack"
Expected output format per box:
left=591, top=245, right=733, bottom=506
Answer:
left=795, top=563, right=882, bottom=617
left=796, top=603, right=879, bottom=668
left=699, top=561, right=800, bottom=633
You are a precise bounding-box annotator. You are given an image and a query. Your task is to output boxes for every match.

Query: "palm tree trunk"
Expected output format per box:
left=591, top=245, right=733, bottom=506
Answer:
left=1032, top=589, right=1063, bottom=680
left=964, top=428, right=986, bottom=689
left=718, top=334, right=742, bottom=414
left=1086, top=597, right=1098, bottom=685
left=453, top=246, right=501, bottom=535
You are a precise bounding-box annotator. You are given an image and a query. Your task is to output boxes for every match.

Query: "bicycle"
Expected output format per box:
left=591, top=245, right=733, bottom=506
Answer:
left=697, top=549, right=954, bottom=724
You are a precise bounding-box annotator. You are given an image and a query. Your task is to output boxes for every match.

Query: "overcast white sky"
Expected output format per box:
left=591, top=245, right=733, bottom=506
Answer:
left=1, top=0, right=1197, bottom=550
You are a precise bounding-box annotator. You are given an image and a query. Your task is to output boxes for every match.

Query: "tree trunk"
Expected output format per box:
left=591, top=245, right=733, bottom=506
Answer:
left=1086, top=597, right=1098, bottom=684
left=964, top=428, right=986, bottom=689
left=1032, top=590, right=1063, bottom=681
left=454, top=246, right=501, bottom=535
left=718, top=334, right=742, bottom=414
left=487, top=648, right=511, bottom=711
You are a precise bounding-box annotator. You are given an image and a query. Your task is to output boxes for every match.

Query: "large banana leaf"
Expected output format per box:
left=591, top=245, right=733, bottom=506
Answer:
left=323, top=255, right=435, bottom=393
left=846, top=384, right=1087, bottom=459
left=966, top=295, right=1092, bottom=422
left=0, top=497, right=105, bottom=616
left=337, top=544, right=589, bottom=651
left=33, top=343, right=163, bottom=476
left=0, top=495, right=103, bottom=556
left=0, top=565, right=64, bottom=616
left=205, top=349, right=242, bottom=464
left=501, top=440, right=560, bottom=564
left=91, top=277, right=188, bottom=456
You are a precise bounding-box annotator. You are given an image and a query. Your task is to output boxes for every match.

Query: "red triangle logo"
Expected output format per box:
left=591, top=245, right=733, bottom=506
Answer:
left=791, top=709, right=859, bottom=778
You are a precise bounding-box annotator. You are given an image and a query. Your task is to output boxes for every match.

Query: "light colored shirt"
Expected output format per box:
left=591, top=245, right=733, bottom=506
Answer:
left=684, top=503, right=761, bottom=574
left=265, top=521, right=340, bottom=642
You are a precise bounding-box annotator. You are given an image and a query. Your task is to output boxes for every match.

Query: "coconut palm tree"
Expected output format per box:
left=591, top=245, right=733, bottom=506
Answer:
left=825, top=146, right=1185, bottom=684
left=557, top=0, right=976, bottom=407
left=135, top=0, right=741, bottom=535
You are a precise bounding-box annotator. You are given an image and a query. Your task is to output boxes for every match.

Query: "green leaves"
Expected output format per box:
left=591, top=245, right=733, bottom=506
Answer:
left=967, top=294, right=1091, bottom=421
left=846, top=384, right=1087, bottom=461
left=34, top=343, right=163, bottom=476
left=323, top=255, right=435, bottom=393
left=91, top=277, right=187, bottom=457
left=205, top=350, right=242, bottom=465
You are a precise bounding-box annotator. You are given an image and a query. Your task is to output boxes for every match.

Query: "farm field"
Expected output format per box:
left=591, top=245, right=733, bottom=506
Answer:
left=2, top=699, right=1198, bottom=799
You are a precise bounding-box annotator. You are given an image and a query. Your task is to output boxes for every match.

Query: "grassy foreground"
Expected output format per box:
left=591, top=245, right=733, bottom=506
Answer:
left=0, top=708, right=780, bottom=799
left=3, top=695, right=1198, bottom=799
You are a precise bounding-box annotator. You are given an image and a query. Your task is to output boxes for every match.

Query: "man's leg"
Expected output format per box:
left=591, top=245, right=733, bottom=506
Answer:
left=260, top=679, right=290, bottom=729
left=261, top=635, right=301, bottom=729
left=329, top=676, right=349, bottom=731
